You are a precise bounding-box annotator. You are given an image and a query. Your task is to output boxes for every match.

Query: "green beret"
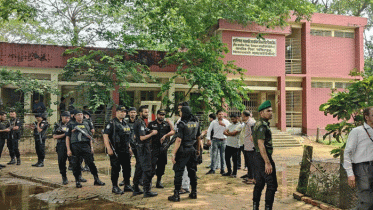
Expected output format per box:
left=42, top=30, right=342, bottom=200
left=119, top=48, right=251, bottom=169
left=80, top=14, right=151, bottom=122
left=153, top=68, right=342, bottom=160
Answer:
left=258, top=100, right=271, bottom=112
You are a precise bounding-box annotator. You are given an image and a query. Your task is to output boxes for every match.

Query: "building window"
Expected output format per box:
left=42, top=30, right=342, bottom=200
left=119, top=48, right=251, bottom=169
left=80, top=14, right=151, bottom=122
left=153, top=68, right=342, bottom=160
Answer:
left=286, top=82, right=302, bottom=87
left=286, top=91, right=302, bottom=127
left=310, top=29, right=332, bottom=37
left=334, top=31, right=354, bottom=39
left=311, top=82, right=333, bottom=88
left=335, top=82, right=352, bottom=89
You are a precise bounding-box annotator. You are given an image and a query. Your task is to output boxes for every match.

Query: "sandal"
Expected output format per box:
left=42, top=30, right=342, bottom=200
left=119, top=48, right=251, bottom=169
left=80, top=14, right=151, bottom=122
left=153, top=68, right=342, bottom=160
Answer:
left=179, top=188, right=190, bottom=194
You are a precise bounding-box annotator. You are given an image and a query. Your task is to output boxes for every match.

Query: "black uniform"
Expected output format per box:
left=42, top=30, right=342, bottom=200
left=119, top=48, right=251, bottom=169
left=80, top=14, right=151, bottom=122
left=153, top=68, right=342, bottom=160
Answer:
left=133, top=117, right=153, bottom=192
left=53, top=121, right=69, bottom=177
left=148, top=120, right=171, bottom=180
left=0, top=119, right=10, bottom=160
left=8, top=118, right=23, bottom=161
left=34, top=120, right=49, bottom=164
left=103, top=118, right=132, bottom=187
left=66, top=120, right=98, bottom=180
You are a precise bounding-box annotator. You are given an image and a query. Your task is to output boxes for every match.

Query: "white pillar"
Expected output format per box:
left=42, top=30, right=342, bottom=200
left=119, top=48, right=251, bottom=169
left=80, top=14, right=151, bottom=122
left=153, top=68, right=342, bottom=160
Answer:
left=50, top=73, right=59, bottom=124
left=24, top=92, right=33, bottom=124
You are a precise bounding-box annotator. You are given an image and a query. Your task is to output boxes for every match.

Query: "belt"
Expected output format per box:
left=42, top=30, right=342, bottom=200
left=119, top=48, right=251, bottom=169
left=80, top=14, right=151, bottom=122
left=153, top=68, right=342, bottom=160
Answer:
left=357, top=161, right=373, bottom=166
left=57, top=139, right=66, bottom=143
left=213, top=138, right=226, bottom=141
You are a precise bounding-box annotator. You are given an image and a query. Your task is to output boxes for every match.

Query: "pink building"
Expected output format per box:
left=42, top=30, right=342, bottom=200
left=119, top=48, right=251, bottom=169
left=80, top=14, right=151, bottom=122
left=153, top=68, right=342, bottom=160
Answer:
left=0, top=13, right=367, bottom=135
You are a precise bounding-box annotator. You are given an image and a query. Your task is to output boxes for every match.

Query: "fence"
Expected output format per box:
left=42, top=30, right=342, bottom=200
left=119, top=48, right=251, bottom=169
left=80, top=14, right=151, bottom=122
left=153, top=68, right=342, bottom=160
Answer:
left=297, top=146, right=357, bottom=209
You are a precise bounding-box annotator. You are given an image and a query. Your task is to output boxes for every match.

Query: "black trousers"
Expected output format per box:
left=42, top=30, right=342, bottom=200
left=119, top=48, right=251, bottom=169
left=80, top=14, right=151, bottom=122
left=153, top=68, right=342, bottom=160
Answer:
left=0, top=139, right=5, bottom=158
left=56, top=141, right=68, bottom=177
left=225, top=146, right=239, bottom=175
left=70, top=142, right=98, bottom=180
left=244, top=150, right=255, bottom=179
left=8, top=138, right=20, bottom=159
left=133, top=144, right=152, bottom=191
left=110, top=151, right=131, bottom=187
left=151, top=147, right=167, bottom=179
left=173, top=146, right=198, bottom=191
left=237, top=145, right=245, bottom=168
left=253, top=152, right=278, bottom=205
left=353, top=162, right=373, bottom=209
left=35, top=138, right=46, bottom=162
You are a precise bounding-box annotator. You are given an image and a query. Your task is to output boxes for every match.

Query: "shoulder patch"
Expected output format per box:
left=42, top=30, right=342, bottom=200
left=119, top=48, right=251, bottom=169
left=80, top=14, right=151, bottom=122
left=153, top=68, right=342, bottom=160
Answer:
left=106, top=124, right=110, bottom=129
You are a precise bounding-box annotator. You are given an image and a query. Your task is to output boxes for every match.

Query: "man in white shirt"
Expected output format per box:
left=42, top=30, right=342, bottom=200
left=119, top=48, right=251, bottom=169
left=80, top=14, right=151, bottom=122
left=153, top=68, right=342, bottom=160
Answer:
left=223, top=113, right=243, bottom=177
left=206, top=110, right=231, bottom=174
left=344, top=107, right=373, bottom=210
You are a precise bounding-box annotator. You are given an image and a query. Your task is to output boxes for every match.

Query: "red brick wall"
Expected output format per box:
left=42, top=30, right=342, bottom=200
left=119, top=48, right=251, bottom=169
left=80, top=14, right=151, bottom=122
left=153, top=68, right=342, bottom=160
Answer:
left=221, top=31, right=286, bottom=77
left=309, top=36, right=355, bottom=77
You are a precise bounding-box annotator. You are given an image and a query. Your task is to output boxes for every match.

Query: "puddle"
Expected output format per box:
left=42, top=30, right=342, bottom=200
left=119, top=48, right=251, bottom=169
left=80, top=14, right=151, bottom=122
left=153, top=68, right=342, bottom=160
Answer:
left=0, top=179, right=133, bottom=209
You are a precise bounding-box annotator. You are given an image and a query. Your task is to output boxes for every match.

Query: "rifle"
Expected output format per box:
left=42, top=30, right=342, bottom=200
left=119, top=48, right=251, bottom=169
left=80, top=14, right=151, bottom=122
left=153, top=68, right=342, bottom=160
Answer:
left=35, top=121, right=49, bottom=144
left=161, top=135, right=177, bottom=152
left=108, top=140, right=118, bottom=158
left=74, top=126, right=93, bottom=141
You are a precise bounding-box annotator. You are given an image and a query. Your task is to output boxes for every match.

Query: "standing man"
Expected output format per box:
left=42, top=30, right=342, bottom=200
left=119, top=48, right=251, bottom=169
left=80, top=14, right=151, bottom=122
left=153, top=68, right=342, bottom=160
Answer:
left=66, top=110, right=105, bottom=188
left=119, top=107, right=138, bottom=187
left=252, top=100, right=277, bottom=210
left=241, top=110, right=256, bottom=184
left=32, top=99, right=46, bottom=114
left=59, top=97, right=66, bottom=113
left=53, top=111, right=71, bottom=185
left=223, top=113, right=243, bottom=178
left=0, top=111, right=10, bottom=169
left=7, top=110, right=23, bottom=165
left=103, top=105, right=134, bottom=194
left=344, top=107, right=373, bottom=209
left=168, top=106, right=202, bottom=202
left=148, top=109, right=174, bottom=188
left=206, top=110, right=230, bottom=175
left=32, top=113, right=49, bottom=167
left=132, top=105, right=158, bottom=197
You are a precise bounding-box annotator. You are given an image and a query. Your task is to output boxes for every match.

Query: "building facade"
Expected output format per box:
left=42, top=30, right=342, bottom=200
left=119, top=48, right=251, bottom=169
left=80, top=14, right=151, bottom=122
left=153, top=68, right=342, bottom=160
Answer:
left=0, top=13, right=367, bottom=135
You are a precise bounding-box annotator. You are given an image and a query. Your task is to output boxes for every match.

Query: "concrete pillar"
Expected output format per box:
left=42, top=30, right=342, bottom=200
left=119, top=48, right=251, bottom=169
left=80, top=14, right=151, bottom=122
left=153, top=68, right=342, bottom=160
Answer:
left=301, top=22, right=311, bottom=74
left=23, top=92, right=33, bottom=124
left=50, top=73, right=59, bottom=124
left=134, top=90, right=141, bottom=108
left=260, top=92, right=267, bottom=104
left=355, top=27, right=364, bottom=73
left=168, top=80, right=175, bottom=110
left=278, top=76, right=286, bottom=131
left=302, top=76, right=311, bottom=134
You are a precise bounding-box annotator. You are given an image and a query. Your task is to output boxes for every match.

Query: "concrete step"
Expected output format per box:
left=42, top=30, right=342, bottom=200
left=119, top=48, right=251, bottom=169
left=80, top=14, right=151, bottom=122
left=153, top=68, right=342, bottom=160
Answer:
left=273, top=144, right=302, bottom=147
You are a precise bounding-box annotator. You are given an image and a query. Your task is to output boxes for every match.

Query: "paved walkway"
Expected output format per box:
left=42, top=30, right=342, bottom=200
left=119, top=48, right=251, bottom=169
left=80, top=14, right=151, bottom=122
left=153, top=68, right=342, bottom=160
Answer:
left=0, top=146, right=321, bottom=209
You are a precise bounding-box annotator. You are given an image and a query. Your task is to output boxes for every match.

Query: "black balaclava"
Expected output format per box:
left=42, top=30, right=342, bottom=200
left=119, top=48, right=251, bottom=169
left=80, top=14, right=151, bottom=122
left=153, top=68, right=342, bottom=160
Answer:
left=181, top=106, right=192, bottom=122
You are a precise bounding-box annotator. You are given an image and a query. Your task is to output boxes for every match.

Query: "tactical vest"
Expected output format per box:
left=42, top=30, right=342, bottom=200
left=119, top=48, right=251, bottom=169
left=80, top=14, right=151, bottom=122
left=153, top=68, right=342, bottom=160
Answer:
left=9, top=118, right=21, bottom=139
left=70, top=122, right=91, bottom=144
left=54, top=122, right=69, bottom=141
left=125, top=118, right=136, bottom=145
left=135, top=119, right=150, bottom=145
left=111, top=119, right=131, bottom=144
left=34, top=120, right=48, bottom=140
left=0, top=120, right=10, bottom=139
left=252, top=119, right=273, bottom=154
left=179, top=120, right=199, bottom=147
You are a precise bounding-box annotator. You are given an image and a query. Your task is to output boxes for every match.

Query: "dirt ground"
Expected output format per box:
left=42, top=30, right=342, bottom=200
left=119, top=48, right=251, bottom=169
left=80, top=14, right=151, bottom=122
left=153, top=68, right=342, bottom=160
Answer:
left=0, top=136, right=339, bottom=210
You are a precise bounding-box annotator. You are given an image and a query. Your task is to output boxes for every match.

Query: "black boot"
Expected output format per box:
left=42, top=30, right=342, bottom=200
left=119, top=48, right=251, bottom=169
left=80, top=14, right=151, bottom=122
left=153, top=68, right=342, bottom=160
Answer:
left=119, top=180, right=125, bottom=186
left=35, top=162, right=44, bottom=167
left=112, top=186, right=124, bottom=194
left=168, top=190, right=180, bottom=202
left=32, top=161, right=40, bottom=167
left=82, top=165, right=90, bottom=172
left=132, top=185, right=143, bottom=196
left=62, top=176, right=68, bottom=185
left=79, top=175, right=87, bottom=182
left=76, top=180, right=82, bottom=188
left=7, top=158, right=16, bottom=165
left=93, top=176, right=105, bottom=186
left=143, top=189, right=158, bottom=198
left=16, top=158, right=21, bottom=165
left=253, top=201, right=259, bottom=210
left=189, top=190, right=197, bottom=199
left=265, top=203, right=273, bottom=210
left=156, top=177, right=164, bottom=188
left=68, top=165, right=73, bottom=170
left=123, top=184, right=134, bottom=192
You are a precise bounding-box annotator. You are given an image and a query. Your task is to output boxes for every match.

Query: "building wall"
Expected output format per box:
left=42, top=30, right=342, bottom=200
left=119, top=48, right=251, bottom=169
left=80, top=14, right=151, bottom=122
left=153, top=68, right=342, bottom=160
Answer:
left=221, top=31, right=286, bottom=77
left=309, top=36, right=356, bottom=77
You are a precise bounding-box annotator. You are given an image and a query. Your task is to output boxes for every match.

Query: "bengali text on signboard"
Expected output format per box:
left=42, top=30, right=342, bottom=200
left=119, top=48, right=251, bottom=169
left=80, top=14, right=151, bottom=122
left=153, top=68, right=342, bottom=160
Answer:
left=232, top=37, right=277, bottom=57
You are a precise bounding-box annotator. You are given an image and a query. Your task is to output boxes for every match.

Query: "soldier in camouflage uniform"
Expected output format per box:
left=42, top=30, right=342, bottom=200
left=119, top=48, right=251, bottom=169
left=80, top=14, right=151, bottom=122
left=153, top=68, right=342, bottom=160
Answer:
left=252, top=100, right=277, bottom=210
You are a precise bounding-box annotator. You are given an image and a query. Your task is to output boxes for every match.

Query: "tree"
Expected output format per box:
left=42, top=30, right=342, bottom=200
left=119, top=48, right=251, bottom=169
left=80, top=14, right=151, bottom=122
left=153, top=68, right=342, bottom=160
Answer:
left=319, top=73, right=373, bottom=157
left=0, top=0, right=36, bottom=22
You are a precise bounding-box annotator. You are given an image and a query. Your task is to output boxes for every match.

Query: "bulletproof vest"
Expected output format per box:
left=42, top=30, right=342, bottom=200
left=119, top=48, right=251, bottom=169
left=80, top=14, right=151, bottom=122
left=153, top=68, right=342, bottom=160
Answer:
left=180, top=120, right=199, bottom=147
left=70, top=121, right=91, bottom=144
left=111, top=119, right=131, bottom=144
left=9, top=118, right=20, bottom=136
left=0, top=120, right=9, bottom=139
left=149, top=120, right=171, bottom=147
left=54, top=122, right=69, bottom=141
left=125, top=118, right=136, bottom=142
left=136, top=119, right=150, bottom=145
left=34, top=120, right=48, bottom=140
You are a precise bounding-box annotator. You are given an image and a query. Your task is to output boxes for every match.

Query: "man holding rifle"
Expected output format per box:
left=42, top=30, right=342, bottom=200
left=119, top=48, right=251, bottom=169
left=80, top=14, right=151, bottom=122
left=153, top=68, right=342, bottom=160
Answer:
left=103, top=105, right=134, bottom=194
left=66, top=110, right=105, bottom=188
left=32, top=113, right=49, bottom=167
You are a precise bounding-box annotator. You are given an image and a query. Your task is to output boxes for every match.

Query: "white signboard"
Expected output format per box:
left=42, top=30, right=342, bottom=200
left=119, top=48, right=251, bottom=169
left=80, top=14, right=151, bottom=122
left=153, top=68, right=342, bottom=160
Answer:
left=232, top=37, right=277, bottom=57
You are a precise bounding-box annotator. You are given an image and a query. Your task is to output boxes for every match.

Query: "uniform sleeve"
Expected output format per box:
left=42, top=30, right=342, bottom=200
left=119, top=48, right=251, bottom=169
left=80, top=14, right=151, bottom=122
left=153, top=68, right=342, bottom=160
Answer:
left=41, top=121, right=49, bottom=131
left=256, top=125, right=267, bottom=141
left=16, top=119, right=23, bottom=129
left=139, top=122, right=146, bottom=137
left=89, top=121, right=95, bottom=130
left=66, top=124, right=73, bottom=137
left=344, top=128, right=358, bottom=177
left=103, top=122, right=113, bottom=135
left=175, top=122, right=185, bottom=140
left=196, top=124, right=201, bottom=138
left=53, top=124, right=59, bottom=134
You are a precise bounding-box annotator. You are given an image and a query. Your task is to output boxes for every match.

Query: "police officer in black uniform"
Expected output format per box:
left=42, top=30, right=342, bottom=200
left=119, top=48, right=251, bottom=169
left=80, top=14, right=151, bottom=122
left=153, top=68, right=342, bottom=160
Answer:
left=103, top=105, right=134, bottom=194
left=32, top=113, right=49, bottom=167
left=0, top=111, right=11, bottom=169
left=66, top=110, right=105, bottom=188
left=53, top=111, right=71, bottom=185
left=119, top=107, right=138, bottom=187
left=148, top=109, right=174, bottom=188
left=132, top=105, right=158, bottom=197
left=168, top=106, right=202, bottom=202
left=81, top=110, right=95, bottom=172
left=7, top=110, right=23, bottom=165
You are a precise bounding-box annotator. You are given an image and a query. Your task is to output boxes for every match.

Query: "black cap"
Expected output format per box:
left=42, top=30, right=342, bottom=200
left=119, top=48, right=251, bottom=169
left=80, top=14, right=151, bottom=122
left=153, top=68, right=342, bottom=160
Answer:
left=128, top=107, right=136, bottom=112
left=157, top=109, right=166, bottom=115
left=116, top=105, right=127, bottom=112
left=0, top=111, right=6, bottom=115
left=82, top=110, right=91, bottom=117
left=74, top=110, right=83, bottom=114
left=61, top=111, right=70, bottom=117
